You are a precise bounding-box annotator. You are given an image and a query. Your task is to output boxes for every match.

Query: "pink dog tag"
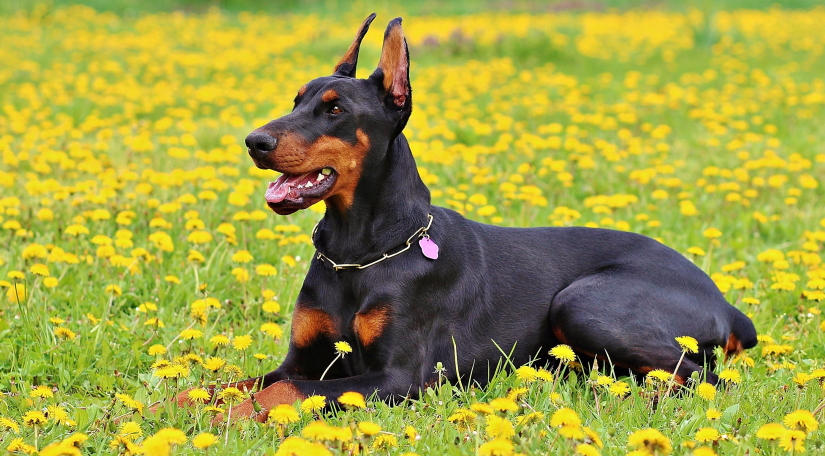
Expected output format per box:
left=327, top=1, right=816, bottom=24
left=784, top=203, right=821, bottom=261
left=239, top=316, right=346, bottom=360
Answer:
left=419, top=237, right=439, bottom=260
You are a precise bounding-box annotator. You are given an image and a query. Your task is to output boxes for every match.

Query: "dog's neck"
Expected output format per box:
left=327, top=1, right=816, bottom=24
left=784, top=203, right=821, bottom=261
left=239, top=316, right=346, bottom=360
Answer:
left=314, top=133, right=431, bottom=264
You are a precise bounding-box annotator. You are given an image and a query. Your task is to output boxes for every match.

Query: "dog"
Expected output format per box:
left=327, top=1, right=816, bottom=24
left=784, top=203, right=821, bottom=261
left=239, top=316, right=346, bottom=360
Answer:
left=175, top=14, right=757, bottom=421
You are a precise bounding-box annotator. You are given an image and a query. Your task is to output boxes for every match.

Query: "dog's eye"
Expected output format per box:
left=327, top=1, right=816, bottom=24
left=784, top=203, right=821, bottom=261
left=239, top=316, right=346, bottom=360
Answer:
left=328, top=106, right=343, bottom=115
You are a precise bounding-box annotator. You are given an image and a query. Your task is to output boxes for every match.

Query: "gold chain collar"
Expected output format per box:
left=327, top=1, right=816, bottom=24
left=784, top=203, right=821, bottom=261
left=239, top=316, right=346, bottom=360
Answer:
left=311, top=214, right=433, bottom=271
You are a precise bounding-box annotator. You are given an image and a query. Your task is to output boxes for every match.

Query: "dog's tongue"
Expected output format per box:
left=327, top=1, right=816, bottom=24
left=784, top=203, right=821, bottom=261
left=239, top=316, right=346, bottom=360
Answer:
left=265, top=172, right=314, bottom=203
left=266, top=174, right=298, bottom=203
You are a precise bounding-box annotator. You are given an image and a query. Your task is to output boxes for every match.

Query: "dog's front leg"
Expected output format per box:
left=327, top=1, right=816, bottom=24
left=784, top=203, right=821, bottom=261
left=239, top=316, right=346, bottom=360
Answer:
left=224, top=370, right=410, bottom=423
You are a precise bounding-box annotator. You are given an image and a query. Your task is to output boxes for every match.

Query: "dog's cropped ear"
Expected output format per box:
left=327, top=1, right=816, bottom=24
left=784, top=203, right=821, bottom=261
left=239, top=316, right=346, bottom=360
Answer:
left=333, top=13, right=377, bottom=78
left=371, top=17, right=411, bottom=109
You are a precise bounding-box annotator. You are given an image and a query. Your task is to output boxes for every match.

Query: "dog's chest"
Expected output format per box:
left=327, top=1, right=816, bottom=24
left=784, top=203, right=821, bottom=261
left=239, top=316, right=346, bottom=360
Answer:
left=290, top=298, right=391, bottom=351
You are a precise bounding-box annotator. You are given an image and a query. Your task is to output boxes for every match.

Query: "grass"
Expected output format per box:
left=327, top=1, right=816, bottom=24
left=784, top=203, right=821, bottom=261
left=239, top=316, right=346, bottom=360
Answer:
left=1, top=1, right=825, bottom=455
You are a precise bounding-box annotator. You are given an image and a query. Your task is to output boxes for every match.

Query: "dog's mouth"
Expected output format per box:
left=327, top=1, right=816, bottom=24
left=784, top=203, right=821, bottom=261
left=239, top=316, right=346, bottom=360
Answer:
left=265, top=167, right=337, bottom=215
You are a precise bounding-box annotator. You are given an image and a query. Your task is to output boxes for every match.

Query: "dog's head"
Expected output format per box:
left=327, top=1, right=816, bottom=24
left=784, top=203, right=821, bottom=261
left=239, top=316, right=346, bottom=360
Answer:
left=246, top=14, right=412, bottom=215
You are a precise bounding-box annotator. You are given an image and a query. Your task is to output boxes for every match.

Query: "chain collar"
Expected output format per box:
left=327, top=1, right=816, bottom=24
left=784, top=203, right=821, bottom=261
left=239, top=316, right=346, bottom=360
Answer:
left=311, top=214, right=433, bottom=271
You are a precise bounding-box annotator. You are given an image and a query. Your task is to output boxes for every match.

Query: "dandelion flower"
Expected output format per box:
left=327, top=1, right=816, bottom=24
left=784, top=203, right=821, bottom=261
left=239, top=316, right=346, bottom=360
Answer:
left=489, top=397, right=518, bottom=413
left=187, top=388, right=211, bottom=403
left=696, top=382, right=716, bottom=400
left=30, top=385, right=54, bottom=398
left=478, top=438, right=514, bottom=456
left=756, top=423, right=786, bottom=440
left=706, top=408, right=722, bottom=420
left=334, top=341, right=352, bottom=355
left=232, top=335, right=253, bottom=350
left=358, top=421, right=381, bottom=436
left=575, top=443, right=601, bottom=456
left=550, top=407, right=582, bottom=428
left=675, top=336, right=698, bottom=353
left=695, top=427, right=720, bottom=442
left=784, top=409, right=818, bottom=433
left=549, top=344, right=576, bottom=363
left=627, top=428, right=671, bottom=455
left=301, top=395, right=327, bottom=414
left=22, top=410, right=48, bottom=427
left=338, top=391, right=366, bottom=409
left=718, top=368, right=741, bottom=384
left=268, top=404, right=300, bottom=425
left=471, top=403, right=494, bottom=415
left=192, top=432, right=218, bottom=449
left=779, top=429, right=806, bottom=453
left=217, top=387, right=246, bottom=404
left=515, top=365, right=538, bottom=382
left=485, top=415, right=515, bottom=439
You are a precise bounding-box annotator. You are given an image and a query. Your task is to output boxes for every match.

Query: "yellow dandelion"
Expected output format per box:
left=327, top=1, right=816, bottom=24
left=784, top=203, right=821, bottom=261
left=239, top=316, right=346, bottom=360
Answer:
left=30, top=385, right=54, bottom=398
left=232, top=334, right=253, bottom=350
left=485, top=415, right=515, bottom=439
left=266, top=404, right=299, bottom=426
left=784, top=409, right=819, bottom=433
left=334, top=341, right=352, bottom=355
left=192, top=432, right=218, bottom=449
left=779, top=429, right=806, bottom=453
left=358, top=421, right=381, bottom=436
left=301, top=395, right=327, bottom=414
left=338, top=391, right=366, bottom=409
left=756, top=422, right=787, bottom=440
left=217, top=387, right=246, bottom=404
left=478, top=438, right=514, bottom=456
left=696, top=382, right=716, bottom=400
left=627, top=428, right=671, bottom=455
left=549, top=344, right=576, bottom=363
left=695, top=427, right=720, bottom=442
left=550, top=407, right=582, bottom=428
left=675, top=336, right=699, bottom=353
left=718, top=368, right=742, bottom=384
left=22, top=410, right=48, bottom=427
left=187, top=388, right=211, bottom=403
left=489, top=397, right=519, bottom=413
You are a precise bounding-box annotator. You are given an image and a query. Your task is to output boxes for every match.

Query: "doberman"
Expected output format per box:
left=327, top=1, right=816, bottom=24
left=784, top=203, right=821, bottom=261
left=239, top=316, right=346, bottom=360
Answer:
left=176, top=14, right=757, bottom=421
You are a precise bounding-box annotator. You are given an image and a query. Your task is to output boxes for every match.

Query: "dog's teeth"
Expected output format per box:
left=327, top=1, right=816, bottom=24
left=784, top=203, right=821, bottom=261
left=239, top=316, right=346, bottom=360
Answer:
left=317, top=173, right=325, bottom=181
left=321, top=168, right=332, bottom=175
left=305, top=182, right=313, bottom=188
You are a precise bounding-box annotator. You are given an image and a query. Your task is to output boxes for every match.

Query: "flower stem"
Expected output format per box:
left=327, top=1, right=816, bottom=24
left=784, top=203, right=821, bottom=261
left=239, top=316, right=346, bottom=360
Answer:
left=319, top=353, right=341, bottom=381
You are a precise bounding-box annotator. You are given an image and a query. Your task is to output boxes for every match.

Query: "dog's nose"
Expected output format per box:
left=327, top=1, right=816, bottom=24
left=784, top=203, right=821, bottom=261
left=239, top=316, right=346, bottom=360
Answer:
left=245, top=131, right=278, bottom=159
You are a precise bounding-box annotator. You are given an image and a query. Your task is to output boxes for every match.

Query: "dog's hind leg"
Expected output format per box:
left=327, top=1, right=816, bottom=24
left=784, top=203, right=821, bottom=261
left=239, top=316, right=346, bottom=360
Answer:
left=548, top=273, right=727, bottom=385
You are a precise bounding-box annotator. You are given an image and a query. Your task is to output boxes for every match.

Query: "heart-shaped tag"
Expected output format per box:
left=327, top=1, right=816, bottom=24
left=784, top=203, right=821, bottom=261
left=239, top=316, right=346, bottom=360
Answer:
left=419, top=237, right=439, bottom=260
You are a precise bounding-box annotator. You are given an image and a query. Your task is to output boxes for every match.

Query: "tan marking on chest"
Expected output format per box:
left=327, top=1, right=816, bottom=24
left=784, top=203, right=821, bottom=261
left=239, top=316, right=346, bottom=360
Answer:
left=291, top=307, right=336, bottom=348
left=353, top=305, right=391, bottom=347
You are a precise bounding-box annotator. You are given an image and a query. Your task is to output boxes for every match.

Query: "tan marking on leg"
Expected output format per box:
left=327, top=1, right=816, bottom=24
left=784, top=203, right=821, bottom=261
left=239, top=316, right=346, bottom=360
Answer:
left=724, top=333, right=743, bottom=361
left=354, top=305, right=391, bottom=347
left=551, top=326, right=569, bottom=344
left=321, top=89, right=338, bottom=102
left=218, top=382, right=307, bottom=424
left=291, top=307, right=336, bottom=348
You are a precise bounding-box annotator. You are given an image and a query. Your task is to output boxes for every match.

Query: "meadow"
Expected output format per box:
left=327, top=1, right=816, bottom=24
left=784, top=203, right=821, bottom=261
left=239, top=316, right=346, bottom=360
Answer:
left=1, top=1, right=825, bottom=455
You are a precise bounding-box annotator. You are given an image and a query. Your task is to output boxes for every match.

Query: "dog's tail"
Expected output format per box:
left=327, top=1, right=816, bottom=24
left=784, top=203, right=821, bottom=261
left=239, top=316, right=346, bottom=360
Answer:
left=724, top=309, right=758, bottom=359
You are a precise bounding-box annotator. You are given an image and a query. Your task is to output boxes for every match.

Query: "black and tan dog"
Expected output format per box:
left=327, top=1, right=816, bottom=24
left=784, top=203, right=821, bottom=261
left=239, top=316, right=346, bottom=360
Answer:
left=179, top=14, right=757, bottom=421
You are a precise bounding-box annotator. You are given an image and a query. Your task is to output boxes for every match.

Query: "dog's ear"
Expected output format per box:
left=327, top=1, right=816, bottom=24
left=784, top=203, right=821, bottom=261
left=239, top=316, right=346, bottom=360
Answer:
left=333, top=13, right=377, bottom=78
left=371, top=17, right=411, bottom=109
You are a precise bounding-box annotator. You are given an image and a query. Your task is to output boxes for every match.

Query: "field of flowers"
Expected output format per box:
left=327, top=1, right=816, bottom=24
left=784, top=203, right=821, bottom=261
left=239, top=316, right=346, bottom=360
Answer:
left=2, top=2, right=825, bottom=455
